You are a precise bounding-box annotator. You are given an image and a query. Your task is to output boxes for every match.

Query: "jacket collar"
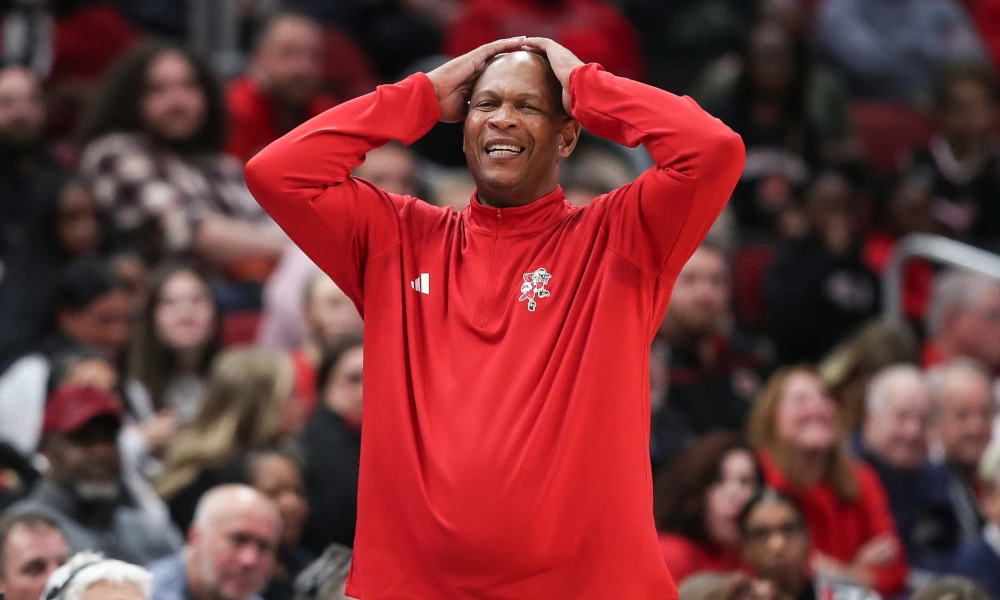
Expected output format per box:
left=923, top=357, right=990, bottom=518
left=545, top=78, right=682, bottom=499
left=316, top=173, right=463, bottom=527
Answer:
left=463, top=186, right=573, bottom=237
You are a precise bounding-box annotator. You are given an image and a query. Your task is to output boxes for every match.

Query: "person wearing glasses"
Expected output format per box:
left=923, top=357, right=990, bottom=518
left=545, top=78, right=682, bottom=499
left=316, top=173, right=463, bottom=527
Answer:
left=41, top=551, right=152, bottom=600
left=740, top=489, right=880, bottom=600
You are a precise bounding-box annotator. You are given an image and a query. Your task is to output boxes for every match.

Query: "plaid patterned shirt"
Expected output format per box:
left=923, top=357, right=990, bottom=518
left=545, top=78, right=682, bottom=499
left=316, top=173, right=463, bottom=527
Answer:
left=80, top=132, right=274, bottom=262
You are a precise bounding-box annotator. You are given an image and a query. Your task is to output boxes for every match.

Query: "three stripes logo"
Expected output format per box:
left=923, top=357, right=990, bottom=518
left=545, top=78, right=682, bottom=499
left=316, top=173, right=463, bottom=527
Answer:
left=410, top=273, right=430, bottom=295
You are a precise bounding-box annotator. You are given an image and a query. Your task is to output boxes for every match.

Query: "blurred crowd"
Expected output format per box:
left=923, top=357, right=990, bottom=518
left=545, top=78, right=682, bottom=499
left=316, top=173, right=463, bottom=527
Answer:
left=0, top=0, right=998, bottom=599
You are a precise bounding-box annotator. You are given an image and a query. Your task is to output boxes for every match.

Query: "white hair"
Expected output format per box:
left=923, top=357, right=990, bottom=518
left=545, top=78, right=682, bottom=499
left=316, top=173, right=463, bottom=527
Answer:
left=865, top=363, right=926, bottom=414
left=926, top=269, right=999, bottom=337
left=42, top=552, right=152, bottom=600
left=926, top=357, right=995, bottom=415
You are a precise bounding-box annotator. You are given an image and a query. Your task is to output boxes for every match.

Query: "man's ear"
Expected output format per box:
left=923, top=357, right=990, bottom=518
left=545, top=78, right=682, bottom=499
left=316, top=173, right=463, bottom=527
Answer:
left=557, top=119, right=581, bottom=160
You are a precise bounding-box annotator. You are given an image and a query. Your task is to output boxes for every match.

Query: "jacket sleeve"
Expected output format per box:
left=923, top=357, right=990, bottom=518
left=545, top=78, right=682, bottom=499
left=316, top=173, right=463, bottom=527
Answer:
left=244, top=74, right=441, bottom=313
left=569, top=63, right=745, bottom=280
left=857, top=464, right=910, bottom=597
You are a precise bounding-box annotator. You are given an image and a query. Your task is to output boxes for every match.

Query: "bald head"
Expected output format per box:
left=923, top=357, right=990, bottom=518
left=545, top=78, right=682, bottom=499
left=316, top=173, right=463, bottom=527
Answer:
left=193, top=484, right=281, bottom=532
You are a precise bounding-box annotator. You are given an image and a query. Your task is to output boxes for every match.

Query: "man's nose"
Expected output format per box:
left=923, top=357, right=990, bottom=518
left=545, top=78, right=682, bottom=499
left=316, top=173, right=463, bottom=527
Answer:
left=488, top=104, right=520, bottom=129
left=236, top=544, right=263, bottom=566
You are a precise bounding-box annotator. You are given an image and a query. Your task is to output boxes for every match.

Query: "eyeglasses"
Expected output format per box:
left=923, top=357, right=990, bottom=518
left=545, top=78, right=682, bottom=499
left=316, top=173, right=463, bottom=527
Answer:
left=744, top=520, right=806, bottom=545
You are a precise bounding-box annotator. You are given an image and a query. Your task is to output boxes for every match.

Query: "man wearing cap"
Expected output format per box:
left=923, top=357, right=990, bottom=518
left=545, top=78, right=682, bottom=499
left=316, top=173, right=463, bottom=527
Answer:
left=7, top=385, right=181, bottom=565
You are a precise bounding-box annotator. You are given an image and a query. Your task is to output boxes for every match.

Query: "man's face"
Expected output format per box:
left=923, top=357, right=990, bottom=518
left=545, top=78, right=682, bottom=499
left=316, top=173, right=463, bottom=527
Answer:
left=59, top=290, right=133, bottom=360
left=938, top=372, right=994, bottom=469
left=742, top=501, right=809, bottom=596
left=949, top=285, right=1000, bottom=367
left=305, top=277, right=362, bottom=345
left=0, top=525, right=69, bottom=600
left=463, top=52, right=577, bottom=207
left=191, top=508, right=279, bottom=600
left=662, top=247, right=729, bottom=338
left=45, top=416, right=122, bottom=502
left=0, top=67, right=45, bottom=150
left=941, top=79, right=995, bottom=144
left=256, top=16, right=324, bottom=106
left=866, top=381, right=932, bottom=470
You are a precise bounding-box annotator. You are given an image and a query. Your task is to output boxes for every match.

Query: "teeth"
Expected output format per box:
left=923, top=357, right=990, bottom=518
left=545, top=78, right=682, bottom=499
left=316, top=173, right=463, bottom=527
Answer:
left=486, top=144, right=522, bottom=155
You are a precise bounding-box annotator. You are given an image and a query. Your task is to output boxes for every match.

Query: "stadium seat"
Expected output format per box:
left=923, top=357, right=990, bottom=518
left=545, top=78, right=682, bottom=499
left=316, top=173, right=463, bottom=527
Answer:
left=732, top=242, right=778, bottom=332
left=222, top=310, right=263, bottom=347
left=851, top=101, right=935, bottom=174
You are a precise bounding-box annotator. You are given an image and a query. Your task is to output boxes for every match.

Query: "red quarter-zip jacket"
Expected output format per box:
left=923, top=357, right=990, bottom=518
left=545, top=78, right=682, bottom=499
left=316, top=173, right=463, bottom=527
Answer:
left=246, top=62, right=745, bottom=600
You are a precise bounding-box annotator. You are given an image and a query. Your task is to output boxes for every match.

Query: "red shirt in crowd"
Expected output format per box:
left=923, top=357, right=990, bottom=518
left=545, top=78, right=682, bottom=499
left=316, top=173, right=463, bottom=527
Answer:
left=758, top=452, right=908, bottom=597
left=246, top=63, right=744, bottom=598
left=444, top=0, right=644, bottom=81
left=658, top=533, right=747, bottom=585
left=224, top=77, right=338, bottom=163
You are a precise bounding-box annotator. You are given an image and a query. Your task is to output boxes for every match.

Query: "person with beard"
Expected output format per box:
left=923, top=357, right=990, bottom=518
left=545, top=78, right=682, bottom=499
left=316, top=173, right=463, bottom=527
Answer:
left=225, top=12, right=336, bottom=164
left=0, top=65, right=63, bottom=261
left=78, top=42, right=289, bottom=285
left=149, top=485, right=280, bottom=600
left=650, top=241, right=774, bottom=468
left=6, top=385, right=181, bottom=565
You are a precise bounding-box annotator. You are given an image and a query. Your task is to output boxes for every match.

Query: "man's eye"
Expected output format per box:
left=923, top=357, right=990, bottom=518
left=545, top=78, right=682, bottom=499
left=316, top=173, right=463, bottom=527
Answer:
left=477, top=102, right=495, bottom=109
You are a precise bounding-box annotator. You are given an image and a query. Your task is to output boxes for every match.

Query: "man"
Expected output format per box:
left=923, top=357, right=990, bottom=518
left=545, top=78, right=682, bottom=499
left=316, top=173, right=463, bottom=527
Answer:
left=8, top=385, right=181, bottom=565
left=924, top=269, right=1000, bottom=372
left=946, top=439, right=1000, bottom=597
left=42, top=551, right=152, bottom=600
left=928, top=358, right=996, bottom=543
left=856, top=365, right=960, bottom=576
left=149, top=485, right=281, bottom=600
left=225, top=12, right=336, bottom=163
left=0, top=512, right=69, bottom=600
left=247, top=34, right=744, bottom=598
left=651, top=241, right=773, bottom=468
left=0, top=65, right=60, bottom=260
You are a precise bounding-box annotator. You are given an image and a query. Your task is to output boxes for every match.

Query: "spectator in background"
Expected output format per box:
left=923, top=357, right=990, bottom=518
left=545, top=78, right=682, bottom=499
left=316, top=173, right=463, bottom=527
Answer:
left=149, top=485, right=279, bottom=600
left=225, top=12, right=336, bottom=164
left=650, top=241, right=773, bottom=468
left=766, top=172, right=881, bottom=363
left=0, top=176, right=109, bottom=370
left=739, top=489, right=879, bottom=600
left=156, top=348, right=304, bottom=533
left=707, top=20, right=821, bottom=238
left=748, top=367, right=908, bottom=597
left=0, top=65, right=61, bottom=262
left=444, top=0, right=643, bottom=81
left=300, top=333, right=363, bottom=553
left=238, top=446, right=314, bottom=600
left=817, top=0, right=986, bottom=106
left=820, top=319, right=921, bottom=434
left=129, top=263, right=221, bottom=444
left=0, top=442, right=39, bottom=511
left=0, top=260, right=132, bottom=456
left=289, top=274, right=362, bottom=415
left=856, top=365, right=961, bottom=576
left=927, top=358, right=995, bottom=543
left=257, top=142, right=416, bottom=351
left=924, top=270, right=1000, bottom=371
left=654, top=432, right=762, bottom=585
left=942, top=440, right=1000, bottom=596
left=42, top=552, right=152, bottom=600
left=8, top=386, right=181, bottom=565
left=0, top=512, right=69, bottom=600
left=912, top=577, right=989, bottom=600
left=78, top=42, right=289, bottom=281
left=904, top=63, right=1000, bottom=248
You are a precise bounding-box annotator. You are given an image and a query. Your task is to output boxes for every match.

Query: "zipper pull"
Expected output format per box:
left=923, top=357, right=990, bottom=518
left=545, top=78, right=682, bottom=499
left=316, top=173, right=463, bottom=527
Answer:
left=497, top=207, right=502, bottom=224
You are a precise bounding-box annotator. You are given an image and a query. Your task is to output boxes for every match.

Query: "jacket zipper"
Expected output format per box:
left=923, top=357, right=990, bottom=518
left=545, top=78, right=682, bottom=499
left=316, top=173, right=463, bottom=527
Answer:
left=474, top=208, right=503, bottom=327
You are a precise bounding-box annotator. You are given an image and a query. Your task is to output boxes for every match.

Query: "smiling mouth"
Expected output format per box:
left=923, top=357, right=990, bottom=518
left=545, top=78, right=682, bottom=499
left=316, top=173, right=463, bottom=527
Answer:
left=484, top=143, right=525, bottom=157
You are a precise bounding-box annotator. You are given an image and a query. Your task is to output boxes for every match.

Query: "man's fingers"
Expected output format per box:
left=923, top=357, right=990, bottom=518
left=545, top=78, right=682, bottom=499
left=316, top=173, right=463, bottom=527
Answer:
left=474, top=37, right=527, bottom=60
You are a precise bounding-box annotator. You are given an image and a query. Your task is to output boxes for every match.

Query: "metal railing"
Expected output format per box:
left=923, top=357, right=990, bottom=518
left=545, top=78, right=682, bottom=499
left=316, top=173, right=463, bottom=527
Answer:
left=882, top=233, right=1000, bottom=322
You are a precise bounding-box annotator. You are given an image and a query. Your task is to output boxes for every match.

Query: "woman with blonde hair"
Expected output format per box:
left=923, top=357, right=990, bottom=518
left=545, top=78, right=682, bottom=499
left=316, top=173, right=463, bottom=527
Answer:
left=747, top=366, right=908, bottom=598
left=156, top=347, right=304, bottom=532
left=819, top=319, right=919, bottom=433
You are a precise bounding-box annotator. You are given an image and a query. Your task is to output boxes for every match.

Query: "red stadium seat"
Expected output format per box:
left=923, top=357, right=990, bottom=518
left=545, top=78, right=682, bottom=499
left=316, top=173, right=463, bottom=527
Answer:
left=222, top=310, right=263, bottom=347
left=851, top=101, right=935, bottom=174
left=732, top=242, right=778, bottom=332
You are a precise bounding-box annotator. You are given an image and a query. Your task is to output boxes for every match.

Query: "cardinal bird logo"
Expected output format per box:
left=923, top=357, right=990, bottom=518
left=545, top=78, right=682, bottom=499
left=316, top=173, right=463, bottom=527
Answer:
left=518, top=268, right=552, bottom=312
